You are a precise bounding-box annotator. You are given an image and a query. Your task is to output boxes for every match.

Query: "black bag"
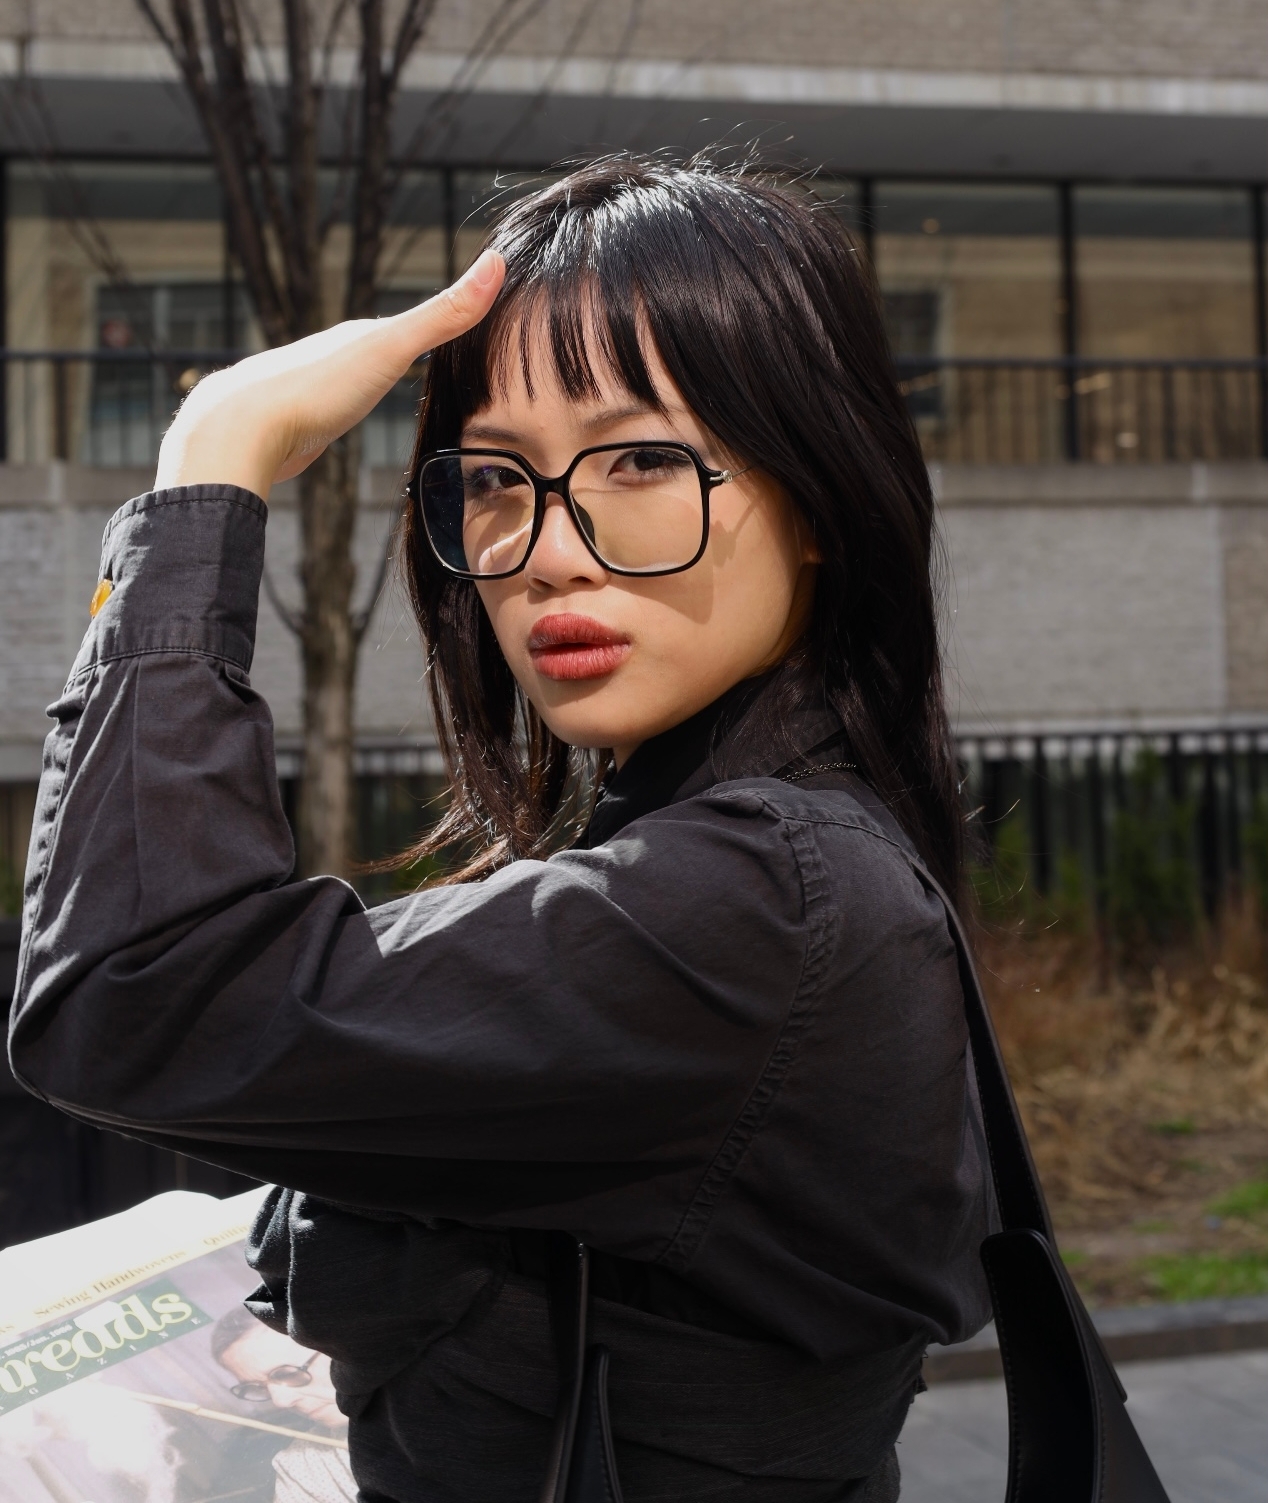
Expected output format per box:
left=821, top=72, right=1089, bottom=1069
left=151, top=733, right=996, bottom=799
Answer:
left=540, top=842, right=1172, bottom=1503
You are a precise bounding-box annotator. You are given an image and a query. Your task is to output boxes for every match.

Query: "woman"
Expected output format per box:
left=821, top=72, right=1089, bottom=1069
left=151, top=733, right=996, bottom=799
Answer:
left=11, top=157, right=993, bottom=1500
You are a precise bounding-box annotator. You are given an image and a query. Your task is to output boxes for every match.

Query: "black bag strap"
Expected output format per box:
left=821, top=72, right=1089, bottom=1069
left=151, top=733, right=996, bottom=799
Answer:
left=908, top=860, right=1055, bottom=1242
left=540, top=1233, right=590, bottom=1503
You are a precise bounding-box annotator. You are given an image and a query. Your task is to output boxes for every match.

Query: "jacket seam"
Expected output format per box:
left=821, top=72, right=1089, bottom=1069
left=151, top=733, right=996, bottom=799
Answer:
left=704, top=788, right=909, bottom=850
left=9, top=682, right=88, bottom=1101
left=659, top=812, right=835, bottom=1274
left=102, top=486, right=266, bottom=544
left=66, top=642, right=251, bottom=687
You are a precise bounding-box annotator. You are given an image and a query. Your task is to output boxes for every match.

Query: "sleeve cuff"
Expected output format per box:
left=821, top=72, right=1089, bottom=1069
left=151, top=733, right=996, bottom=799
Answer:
left=67, top=485, right=268, bottom=682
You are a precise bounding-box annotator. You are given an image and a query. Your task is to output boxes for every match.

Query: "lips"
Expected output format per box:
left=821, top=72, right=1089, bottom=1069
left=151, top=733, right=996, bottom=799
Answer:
left=528, top=613, right=631, bottom=681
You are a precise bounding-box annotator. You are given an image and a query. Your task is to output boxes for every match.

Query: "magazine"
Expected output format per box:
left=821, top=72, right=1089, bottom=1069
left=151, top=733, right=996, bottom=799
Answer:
left=0, top=1187, right=356, bottom=1503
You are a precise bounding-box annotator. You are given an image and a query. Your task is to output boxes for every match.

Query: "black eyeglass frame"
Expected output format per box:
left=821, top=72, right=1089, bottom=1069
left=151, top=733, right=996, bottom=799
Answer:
left=407, top=440, right=743, bottom=581
left=229, top=1349, right=319, bottom=1402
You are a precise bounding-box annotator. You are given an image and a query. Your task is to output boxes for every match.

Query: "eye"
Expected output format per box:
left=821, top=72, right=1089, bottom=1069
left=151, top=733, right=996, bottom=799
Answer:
left=465, top=464, right=530, bottom=498
left=608, top=446, right=693, bottom=482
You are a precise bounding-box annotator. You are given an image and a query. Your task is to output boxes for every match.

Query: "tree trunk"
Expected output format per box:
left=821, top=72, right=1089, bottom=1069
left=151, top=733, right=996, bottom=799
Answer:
left=296, top=434, right=362, bottom=878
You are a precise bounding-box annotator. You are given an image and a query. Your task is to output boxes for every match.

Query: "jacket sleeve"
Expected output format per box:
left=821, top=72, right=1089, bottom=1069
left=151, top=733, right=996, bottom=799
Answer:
left=8, top=487, right=808, bottom=1252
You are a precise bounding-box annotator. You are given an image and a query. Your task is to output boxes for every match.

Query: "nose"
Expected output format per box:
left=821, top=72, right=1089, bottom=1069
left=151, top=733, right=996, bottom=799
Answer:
left=523, top=490, right=607, bottom=588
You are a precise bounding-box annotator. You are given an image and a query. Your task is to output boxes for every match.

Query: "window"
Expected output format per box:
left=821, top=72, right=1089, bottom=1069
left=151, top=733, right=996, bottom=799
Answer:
left=1075, top=186, right=1254, bottom=358
left=1073, top=187, right=1258, bottom=461
left=874, top=182, right=1062, bottom=357
left=874, top=183, right=1063, bottom=459
left=884, top=289, right=943, bottom=419
left=86, top=282, right=250, bottom=467
left=7, top=163, right=232, bottom=463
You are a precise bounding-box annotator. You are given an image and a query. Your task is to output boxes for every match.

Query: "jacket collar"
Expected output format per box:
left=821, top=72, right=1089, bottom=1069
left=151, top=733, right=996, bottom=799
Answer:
left=580, top=673, right=846, bottom=848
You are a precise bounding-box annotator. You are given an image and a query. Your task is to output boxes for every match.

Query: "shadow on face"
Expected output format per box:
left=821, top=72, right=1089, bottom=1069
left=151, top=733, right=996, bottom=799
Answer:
left=468, top=309, right=819, bottom=766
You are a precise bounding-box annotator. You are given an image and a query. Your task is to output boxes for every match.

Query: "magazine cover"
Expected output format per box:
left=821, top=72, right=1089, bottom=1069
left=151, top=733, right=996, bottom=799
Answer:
left=0, top=1187, right=356, bottom=1503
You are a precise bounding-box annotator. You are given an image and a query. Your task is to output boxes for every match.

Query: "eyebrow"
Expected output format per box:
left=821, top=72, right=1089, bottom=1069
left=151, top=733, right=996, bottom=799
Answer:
left=463, top=402, right=672, bottom=447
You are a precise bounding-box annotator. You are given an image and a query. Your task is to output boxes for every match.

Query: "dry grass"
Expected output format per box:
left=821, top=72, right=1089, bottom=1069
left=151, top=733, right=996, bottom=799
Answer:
left=978, top=903, right=1268, bottom=1304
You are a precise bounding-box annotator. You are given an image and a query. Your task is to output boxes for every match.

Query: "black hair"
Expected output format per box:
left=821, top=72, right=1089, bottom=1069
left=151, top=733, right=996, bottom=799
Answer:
left=398, top=154, right=963, bottom=895
left=210, top=1303, right=266, bottom=1365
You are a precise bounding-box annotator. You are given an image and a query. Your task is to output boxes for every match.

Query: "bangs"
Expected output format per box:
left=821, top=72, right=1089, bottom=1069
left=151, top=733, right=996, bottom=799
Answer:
left=427, top=174, right=737, bottom=440
left=487, top=278, right=666, bottom=413
left=447, top=273, right=670, bottom=435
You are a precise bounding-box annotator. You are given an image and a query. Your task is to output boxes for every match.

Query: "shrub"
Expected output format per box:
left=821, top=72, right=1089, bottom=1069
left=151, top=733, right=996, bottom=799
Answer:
left=1105, top=750, right=1199, bottom=956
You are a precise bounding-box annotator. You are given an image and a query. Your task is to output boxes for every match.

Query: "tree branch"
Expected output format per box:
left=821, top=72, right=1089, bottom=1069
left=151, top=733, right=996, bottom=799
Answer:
left=486, top=0, right=603, bottom=162
left=201, top=0, right=295, bottom=325
left=137, top=0, right=290, bottom=342
left=343, top=0, right=438, bottom=319
left=351, top=521, right=395, bottom=645
left=261, top=560, right=303, bottom=637
left=385, top=0, right=545, bottom=195
left=282, top=0, right=322, bottom=331
left=387, top=0, right=436, bottom=91
left=344, top=0, right=389, bottom=319
left=376, top=0, right=547, bottom=288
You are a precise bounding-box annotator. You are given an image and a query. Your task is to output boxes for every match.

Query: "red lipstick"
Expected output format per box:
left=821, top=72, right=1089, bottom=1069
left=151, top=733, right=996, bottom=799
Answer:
left=528, top=613, right=631, bottom=681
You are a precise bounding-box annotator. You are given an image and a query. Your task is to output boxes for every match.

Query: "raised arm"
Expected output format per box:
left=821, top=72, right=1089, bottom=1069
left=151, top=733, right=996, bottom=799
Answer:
left=9, top=476, right=807, bottom=1250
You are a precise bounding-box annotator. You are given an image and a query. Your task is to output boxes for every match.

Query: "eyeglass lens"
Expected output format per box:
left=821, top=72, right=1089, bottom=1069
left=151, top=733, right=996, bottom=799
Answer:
left=230, top=1362, right=316, bottom=1402
left=420, top=446, right=706, bottom=576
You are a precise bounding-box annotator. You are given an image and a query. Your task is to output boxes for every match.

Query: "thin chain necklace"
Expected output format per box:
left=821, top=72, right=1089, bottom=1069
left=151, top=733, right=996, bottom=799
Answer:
left=780, top=759, right=857, bottom=783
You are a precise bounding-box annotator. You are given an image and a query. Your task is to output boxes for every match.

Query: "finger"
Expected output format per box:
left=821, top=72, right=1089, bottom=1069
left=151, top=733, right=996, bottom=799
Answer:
left=389, top=249, right=506, bottom=362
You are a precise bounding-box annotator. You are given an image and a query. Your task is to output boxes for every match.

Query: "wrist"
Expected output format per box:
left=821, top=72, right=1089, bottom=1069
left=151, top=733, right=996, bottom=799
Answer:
left=155, top=385, right=280, bottom=501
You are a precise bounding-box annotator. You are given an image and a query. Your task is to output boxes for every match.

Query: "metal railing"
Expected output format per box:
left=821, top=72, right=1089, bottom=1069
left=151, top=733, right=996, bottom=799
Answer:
left=0, top=349, right=423, bottom=469
left=896, top=355, right=1268, bottom=464
left=0, top=350, right=1266, bottom=469
left=960, top=726, right=1268, bottom=926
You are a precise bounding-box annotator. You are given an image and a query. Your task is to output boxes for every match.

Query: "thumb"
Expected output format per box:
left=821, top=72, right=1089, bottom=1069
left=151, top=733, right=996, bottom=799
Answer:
left=393, top=249, right=506, bottom=361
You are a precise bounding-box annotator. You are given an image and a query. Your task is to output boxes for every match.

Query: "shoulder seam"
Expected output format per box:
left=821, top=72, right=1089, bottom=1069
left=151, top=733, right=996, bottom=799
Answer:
left=704, top=785, right=911, bottom=854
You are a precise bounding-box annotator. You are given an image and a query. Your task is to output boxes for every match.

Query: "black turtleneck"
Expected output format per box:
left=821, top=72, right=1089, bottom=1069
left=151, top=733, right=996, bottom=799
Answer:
left=580, top=676, right=773, bottom=849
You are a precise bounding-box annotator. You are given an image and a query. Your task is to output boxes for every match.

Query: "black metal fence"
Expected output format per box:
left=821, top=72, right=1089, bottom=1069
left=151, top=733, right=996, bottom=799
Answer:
left=960, top=727, right=1268, bottom=930
left=896, top=356, right=1268, bottom=464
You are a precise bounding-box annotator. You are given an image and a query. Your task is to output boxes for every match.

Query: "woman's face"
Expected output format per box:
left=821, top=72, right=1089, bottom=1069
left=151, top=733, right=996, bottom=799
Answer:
left=220, top=1326, right=346, bottom=1431
left=468, top=320, right=818, bottom=764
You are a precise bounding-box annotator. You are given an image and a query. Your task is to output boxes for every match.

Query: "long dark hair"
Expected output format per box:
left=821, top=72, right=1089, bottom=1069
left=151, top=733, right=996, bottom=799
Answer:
left=398, top=154, right=963, bottom=894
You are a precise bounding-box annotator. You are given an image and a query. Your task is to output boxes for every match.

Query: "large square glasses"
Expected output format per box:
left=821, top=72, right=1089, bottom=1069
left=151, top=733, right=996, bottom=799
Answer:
left=409, top=441, right=739, bottom=579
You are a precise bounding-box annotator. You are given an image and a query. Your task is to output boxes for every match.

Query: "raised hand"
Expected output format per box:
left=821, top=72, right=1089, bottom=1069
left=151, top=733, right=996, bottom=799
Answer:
left=154, top=249, right=506, bottom=501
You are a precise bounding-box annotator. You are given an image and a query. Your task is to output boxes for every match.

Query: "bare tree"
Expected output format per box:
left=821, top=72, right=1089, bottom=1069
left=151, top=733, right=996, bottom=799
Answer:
left=132, top=0, right=528, bottom=878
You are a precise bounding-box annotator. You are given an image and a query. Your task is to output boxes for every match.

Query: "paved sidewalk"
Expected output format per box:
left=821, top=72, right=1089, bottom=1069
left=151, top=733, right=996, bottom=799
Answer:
left=898, top=1349, right=1268, bottom=1502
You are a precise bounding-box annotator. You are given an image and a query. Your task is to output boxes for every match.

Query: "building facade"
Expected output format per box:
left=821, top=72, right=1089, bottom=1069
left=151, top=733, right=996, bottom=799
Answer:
left=2, top=0, right=1268, bottom=902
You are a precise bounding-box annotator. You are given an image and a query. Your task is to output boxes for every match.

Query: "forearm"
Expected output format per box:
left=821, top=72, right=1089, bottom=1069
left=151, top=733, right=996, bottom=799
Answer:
left=8, top=490, right=796, bottom=1230
left=9, top=486, right=321, bottom=1113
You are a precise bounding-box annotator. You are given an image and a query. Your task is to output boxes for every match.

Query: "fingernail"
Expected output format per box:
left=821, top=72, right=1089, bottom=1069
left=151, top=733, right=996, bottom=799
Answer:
left=468, top=249, right=501, bottom=288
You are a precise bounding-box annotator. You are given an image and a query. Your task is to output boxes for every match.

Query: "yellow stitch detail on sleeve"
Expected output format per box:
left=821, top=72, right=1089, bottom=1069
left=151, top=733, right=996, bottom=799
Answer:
left=89, top=579, right=113, bottom=619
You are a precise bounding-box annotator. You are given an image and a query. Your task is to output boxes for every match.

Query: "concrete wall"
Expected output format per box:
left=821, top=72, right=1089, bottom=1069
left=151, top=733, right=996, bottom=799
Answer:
left=18, top=0, right=1268, bottom=84
left=935, top=463, right=1268, bottom=737
left=0, top=464, right=437, bottom=786
left=9, top=1, right=1268, bottom=181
